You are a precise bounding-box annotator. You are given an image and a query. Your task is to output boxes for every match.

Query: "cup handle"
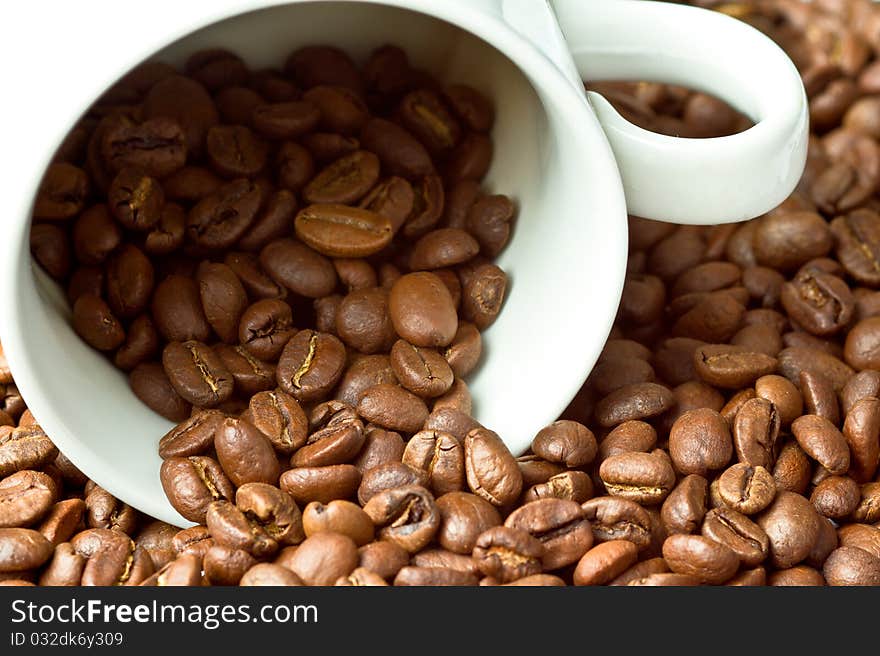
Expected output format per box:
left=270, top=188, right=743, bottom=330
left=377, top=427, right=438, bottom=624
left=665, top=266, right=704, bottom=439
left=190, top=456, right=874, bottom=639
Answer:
left=549, top=0, right=808, bottom=224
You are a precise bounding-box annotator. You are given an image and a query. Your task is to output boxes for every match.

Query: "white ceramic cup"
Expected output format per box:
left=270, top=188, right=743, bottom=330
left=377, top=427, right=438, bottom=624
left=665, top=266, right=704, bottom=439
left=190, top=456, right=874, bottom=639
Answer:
left=0, top=0, right=807, bottom=526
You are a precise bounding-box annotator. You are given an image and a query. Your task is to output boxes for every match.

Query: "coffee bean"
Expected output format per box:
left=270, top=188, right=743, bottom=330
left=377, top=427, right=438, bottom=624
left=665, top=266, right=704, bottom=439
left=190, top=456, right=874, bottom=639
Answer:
left=302, top=500, right=374, bottom=546
left=0, top=471, right=56, bottom=528
left=471, top=526, right=543, bottom=583
left=260, top=238, right=337, bottom=298
left=464, top=428, right=522, bottom=507
left=363, top=485, right=439, bottom=553
left=187, top=178, right=264, bottom=250
left=335, top=288, right=397, bottom=354
left=402, top=430, right=464, bottom=496
left=102, top=116, right=187, bottom=178
left=660, top=474, right=708, bottom=535
left=34, top=162, right=89, bottom=220
left=84, top=485, right=136, bottom=534
left=360, top=118, right=434, bottom=179
left=435, top=491, right=500, bottom=554
left=662, top=534, right=739, bottom=584
left=280, top=464, right=361, bottom=506
left=757, top=490, right=822, bottom=568
left=505, top=498, right=593, bottom=570
left=599, top=451, right=676, bottom=505
left=669, top=408, right=733, bottom=476
left=196, top=262, right=247, bottom=344
left=129, top=362, right=191, bottom=421
left=72, top=205, right=121, bottom=265
left=162, top=341, right=233, bottom=408
left=594, top=383, right=674, bottom=428
left=72, top=529, right=154, bottom=586
left=389, top=272, right=458, bottom=348
left=0, top=427, right=57, bottom=479
left=289, top=406, right=364, bottom=468
left=702, top=506, right=769, bottom=567
left=158, top=410, right=223, bottom=459
left=151, top=275, right=212, bottom=343
left=358, top=540, right=410, bottom=581
left=205, top=125, right=267, bottom=178
left=336, top=567, right=390, bottom=586
left=72, top=295, right=125, bottom=352
left=207, top=500, right=278, bottom=557
left=108, top=168, right=164, bottom=232
left=277, top=330, right=347, bottom=402
left=524, top=471, right=594, bottom=504
left=214, top=417, right=280, bottom=487
left=215, top=344, right=276, bottom=396
left=823, top=545, right=880, bottom=585
left=581, top=496, right=653, bottom=550
left=357, top=462, right=427, bottom=506
left=160, top=456, right=234, bottom=524
left=831, top=209, right=880, bottom=286
left=460, top=263, right=507, bottom=330
left=694, top=344, right=778, bottom=389
left=114, top=315, right=160, bottom=371
left=717, top=463, right=776, bottom=514
left=811, top=475, right=861, bottom=519
left=238, top=299, right=296, bottom=361
left=39, top=499, right=85, bottom=546
left=853, top=482, right=880, bottom=523
left=573, top=540, right=638, bottom=586
left=791, top=414, right=851, bottom=475
left=781, top=269, right=854, bottom=336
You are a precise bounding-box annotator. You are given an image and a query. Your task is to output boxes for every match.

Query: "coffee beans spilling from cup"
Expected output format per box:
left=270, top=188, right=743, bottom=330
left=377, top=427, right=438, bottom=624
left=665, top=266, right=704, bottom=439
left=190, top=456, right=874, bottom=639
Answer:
left=9, top=0, right=880, bottom=586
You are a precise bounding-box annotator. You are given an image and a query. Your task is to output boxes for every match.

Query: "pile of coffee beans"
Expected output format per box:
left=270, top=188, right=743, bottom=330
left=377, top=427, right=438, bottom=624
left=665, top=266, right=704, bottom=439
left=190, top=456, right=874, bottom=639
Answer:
left=5, top=0, right=880, bottom=585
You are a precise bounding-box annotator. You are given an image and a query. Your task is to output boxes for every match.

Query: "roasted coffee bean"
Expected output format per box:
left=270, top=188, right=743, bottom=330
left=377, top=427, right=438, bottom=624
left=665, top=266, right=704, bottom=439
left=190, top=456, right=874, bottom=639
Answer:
left=363, top=485, right=439, bottom=553
left=402, top=430, right=464, bottom=496
left=214, top=417, right=280, bottom=487
left=29, top=223, right=70, bottom=280
left=811, top=475, right=861, bottom=519
left=732, top=398, right=780, bottom=469
left=669, top=408, right=733, bottom=476
left=841, top=371, right=880, bottom=416
left=196, top=262, right=247, bottom=344
left=358, top=540, right=410, bottom=580
left=464, top=428, right=522, bottom=507
left=460, top=263, right=507, bottom=330
left=753, top=211, right=833, bottom=271
left=599, top=451, right=675, bottom=505
left=187, top=178, right=263, bottom=251
left=151, top=275, right=212, bottom=343
left=524, top=471, right=594, bottom=504
left=516, top=456, right=564, bottom=488
left=336, top=288, right=397, bottom=354
left=791, top=414, right=851, bottom=475
left=260, top=238, right=337, bottom=298
left=277, top=330, right=347, bottom=402
left=598, top=421, right=657, bottom=462
left=107, top=168, right=164, bottom=232
left=72, top=295, right=125, bottom=352
left=84, top=486, right=137, bottom=534
left=389, top=272, right=458, bottom=348
left=0, top=426, right=58, bottom=479
left=243, top=390, right=308, bottom=454
left=853, top=482, right=880, bottom=523
left=581, top=496, right=653, bottom=550
left=289, top=407, right=364, bottom=468
left=717, top=463, right=776, bottom=515
left=205, top=125, right=267, bottom=179
left=594, top=383, right=674, bottom=428
left=207, top=500, right=278, bottom=557
left=393, top=566, right=476, bottom=586
left=838, top=524, right=880, bottom=559
left=823, top=546, right=880, bottom=586
left=660, top=474, right=708, bottom=535
left=238, top=299, right=296, bottom=361
left=472, top=526, right=543, bottom=583
left=302, top=500, right=374, bottom=546
left=0, top=529, right=54, bottom=573
left=672, top=292, right=744, bottom=343
left=843, top=397, right=880, bottom=482
left=102, top=116, right=187, bottom=178
left=336, top=567, right=390, bottom=586
left=757, top=490, right=822, bottom=569
left=130, top=362, right=192, bottom=422
left=505, top=499, right=593, bottom=570
left=573, top=540, right=638, bottom=586
left=215, top=344, right=276, bottom=396
left=33, top=162, right=89, bottom=220
left=694, top=344, right=778, bottom=389
left=435, top=491, right=501, bottom=554
left=158, top=410, right=224, bottom=459
left=72, top=205, right=120, bottom=265
left=360, top=118, right=434, bottom=179
left=702, top=506, right=769, bottom=568
left=160, top=456, right=234, bottom=524
left=280, top=464, right=361, bottom=505
left=662, top=534, right=739, bottom=585
left=39, top=499, right=86, bottom=546
left=357, top=462, right=427, bottom=506
left=781, top=269, right=854, bottom=336
left=72, top=529, right=154, bottom=586
left=203, top=544, right=255, bottom=585
left=831, top=210, right=880, bottom=287
left=162, top=341, right=233, bottom=408
left=114, top=314, right=160, bottom=371
left=0, top=470, right=56, bottom=528
left=754, top=375, right=802, bottom=426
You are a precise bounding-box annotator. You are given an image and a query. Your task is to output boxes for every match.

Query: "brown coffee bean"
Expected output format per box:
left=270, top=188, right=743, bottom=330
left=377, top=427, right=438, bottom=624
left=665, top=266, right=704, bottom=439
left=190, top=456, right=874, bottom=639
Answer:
left=669, top=408, right=733, bottom=476
left=33, top=162, right=89, bottom=220
left=280, top=464, right=361, bottom=505
left=702, top=506, right=769, bottom=567
left=660, top=474, right=708, bottom=535
left=215, top=344, right=276, bottom=396
left=402, top=430, right=464, bottom=496
left=717, top=463, right=776, bottom=514
left=672, top=292, right=744, bottom=343
left=753, top=211, right=833, bottom=271
left=151, top=275, right=212, bottom=343
left=334, top=567, right=389, bottom=586
left=130, top=362, right=192, bottom=422
left=435, top=491, right=500, bottom=554
left=102, top=116, right=187, bottom=178
left=0, top=471, right=56, bottom=529
left=335, top=288, right=397, bottom=354
left=30, top=223, right=70, bottom=280
left=207, top=500, right=278, bottom=558
left=772, top=441, right=812, bottom=495
left=239, top=562, right=302, bottom=586
left=594, top=383, right=674, bottom=428
left=573, top=540, right=638, bottom=586
left=731, top=398, right=780, bottom=470
left=781, top=270, right=854, bottom=337
left=162, top=341, right=233, bottom=408
left=811, top=475, right=861, bottom=519
left=841, top=371, right=880, bottom=416
left=757, top=490, right=822, bottom=568
left=599, top=451, right=675, bottom=505
left=823, top=545, right=880, bottom=586
left=472, top=526, right=543, bottom=583
left=0, top=426, right=58, bottom=479
left=831, top=210, right=880, bottom=286
left=289, top=407, right=364, bottom=468
left=72, top=205, right=120, bottom=265
left=359, top=176, right=415, bottom=233
left=84, top=486, right=136, bottom=534
left=464, top=428, right=522, bottom=507
left=105, top=236, right=156, bottom=318
left=597, top=421, right=657, bottom=462
left=791, top=414, right=851, bottom=475
left=187, top=178, right=264, bottom=251
left=360, top=118, right=434, bottom=179
left=838, top=524, right=880, bottom=559
left=214, top=417, right=280, bottom=487
left=0, top=528, right=54, bottom=573
left=203, top=544, right=255, bottom=585
left=39, top=499, right=86, bottom=547
left=393, top=566, right=477, bottom=586
left=662, top=534, right=739, bottom=585
left=72, top=295, right=125, bottom=352
left=363, top=485, right=439, bottom=553
left=243, top=390, right=307, bottom=454
left=277, top=330, right=347, bottom=402
left=853, top=482, right=880, bottom=523
left=398, top=88, right=461, bottom=153
left=259, top=238, right=337, bottom=298
left=358, top=540, right=410, bottom=581
left=754, top=374, right=802, bottom=426
left=388, top=272, right=458, bottom=348
left=302, top=500, right=373, bottom=546
left=160, top=455, right=234, bottom=524
left=694, top=344, right=778, bottom=389
left=237, top=299, right=296, bottom=361
left=524, top=471, right=593, bottom=504
left=195, top=262, right=247, bottom=344
left=388, top=339, right=454, bottom=399
left=581, top=495, right=653, bottom=550
left=113, top=315, right=159, bottom=371
left=842, top=397, right=880, bottom=483
left=460, top=263, right=506, bottom=330
left=358, top=383, right=428, bottom=435
left=357, top=462, right=427, bottom=506
left=505, top=498, right=593, bottom=570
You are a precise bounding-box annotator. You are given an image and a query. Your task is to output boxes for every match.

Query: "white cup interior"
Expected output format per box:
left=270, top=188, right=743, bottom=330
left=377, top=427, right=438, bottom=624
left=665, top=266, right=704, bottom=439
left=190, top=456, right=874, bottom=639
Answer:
left=11, top=0, right=627, bottom=525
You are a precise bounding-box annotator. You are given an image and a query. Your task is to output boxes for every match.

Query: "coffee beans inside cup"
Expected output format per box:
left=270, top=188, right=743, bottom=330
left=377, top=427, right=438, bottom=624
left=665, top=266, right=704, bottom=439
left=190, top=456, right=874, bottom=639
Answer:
left=12, top=0, right=880, bottom=586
